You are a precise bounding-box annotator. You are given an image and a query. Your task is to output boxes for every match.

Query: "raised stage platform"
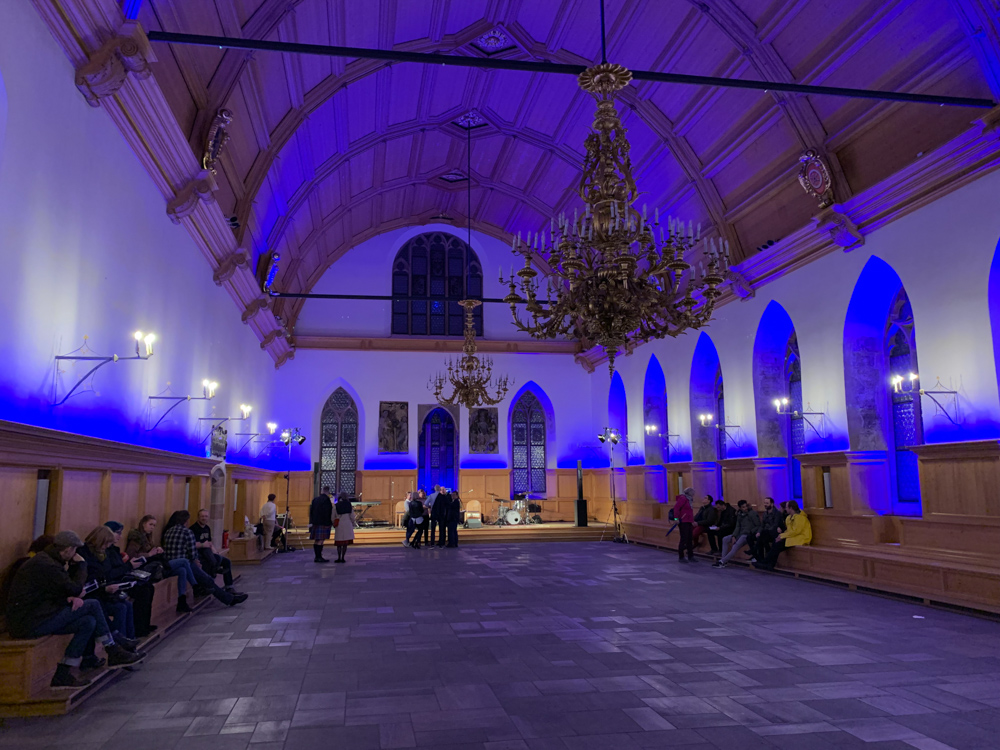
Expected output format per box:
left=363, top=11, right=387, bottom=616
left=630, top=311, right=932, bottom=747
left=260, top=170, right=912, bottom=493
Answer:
left=286, top=521, right=609, bottom=547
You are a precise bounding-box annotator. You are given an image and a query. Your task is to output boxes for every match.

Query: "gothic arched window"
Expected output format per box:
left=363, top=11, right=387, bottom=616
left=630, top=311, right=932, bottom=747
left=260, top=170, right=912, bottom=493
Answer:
left=885, top=290, right=922, bottom=505
left=785, top=333, right=804, bottom=500
left=320, top=388, right=359, bottom=496
left=715, top=368, right=726, bottom=461
left=511, top=392, right=546, bottom=495
left=391, top=232, right=483, bottom=336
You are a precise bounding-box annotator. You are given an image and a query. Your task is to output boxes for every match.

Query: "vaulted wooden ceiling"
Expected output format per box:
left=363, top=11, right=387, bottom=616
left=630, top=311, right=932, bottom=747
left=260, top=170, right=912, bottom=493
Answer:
left=139, top=0, right=994, bottom=329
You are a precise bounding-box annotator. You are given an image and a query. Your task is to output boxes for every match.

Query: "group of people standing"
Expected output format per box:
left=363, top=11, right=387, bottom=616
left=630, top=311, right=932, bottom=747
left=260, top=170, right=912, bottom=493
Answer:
left=402, top=485, right=461, bottom=549
left=670, top=488, right=812, bottom=570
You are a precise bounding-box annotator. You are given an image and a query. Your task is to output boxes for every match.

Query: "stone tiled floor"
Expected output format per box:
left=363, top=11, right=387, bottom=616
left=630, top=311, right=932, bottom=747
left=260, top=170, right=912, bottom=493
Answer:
left=4, top=542, right=1000, bottom=749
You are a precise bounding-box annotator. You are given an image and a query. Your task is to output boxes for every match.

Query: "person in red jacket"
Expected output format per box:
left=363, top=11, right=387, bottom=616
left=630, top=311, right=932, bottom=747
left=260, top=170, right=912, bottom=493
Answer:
left=671, top=487, right=696, bottom=562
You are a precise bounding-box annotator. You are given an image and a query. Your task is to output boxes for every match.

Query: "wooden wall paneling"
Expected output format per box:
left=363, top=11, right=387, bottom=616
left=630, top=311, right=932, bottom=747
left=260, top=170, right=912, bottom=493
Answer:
left=625, top=466, right=647, bottom=502
left=108, top=472, right=141, bottom=530
left=232, top=479, right=247, bottom=535
left=98, top=470, right=111, bottom=525
left=897, top=517, right=1000, bottom=559
left=798, top=452, right=849, bottom=512
left=145, top=475, right=168, bottom=527
left=43, top=468, right=64, bottom=537
left=0, top=467, right=39, bottom=573
left=223, top=478, right=237, bottom=534
left=554, top=469, right=578, bottom=501
left=721, top=459, right=758, bottom=505
left=912, top=440, right=1000, bottom=518
left=805, top=510, right=878, bottom=547
left=58, top=470, right=103, bottom=536
left=643, top=465, right=667, bottom=504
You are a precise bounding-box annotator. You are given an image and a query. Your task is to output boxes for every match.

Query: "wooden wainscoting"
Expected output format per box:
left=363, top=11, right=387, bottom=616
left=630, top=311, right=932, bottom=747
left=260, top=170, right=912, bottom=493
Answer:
left=721, top=458, right=758, bottom=503
left=912, top=440, right=1000, bottom=518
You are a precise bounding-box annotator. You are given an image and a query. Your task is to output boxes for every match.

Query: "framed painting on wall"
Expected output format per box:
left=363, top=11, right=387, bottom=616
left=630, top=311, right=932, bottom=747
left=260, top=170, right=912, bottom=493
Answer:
left=378, top=401, right=409, bottom=453
left=469, top=408, right=499, bottom=454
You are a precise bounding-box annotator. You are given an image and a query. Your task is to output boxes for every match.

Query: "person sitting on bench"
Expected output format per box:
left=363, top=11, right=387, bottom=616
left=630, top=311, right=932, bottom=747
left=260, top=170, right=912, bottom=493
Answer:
left=4, top=531, right=142, bottom=689
left=713, top=500, right=761, bottom=568
left=190, top=509, right=238, bottom=594
left=754, top=500, right=812, bottom=571
left=163, top=511, right=248, bottom=611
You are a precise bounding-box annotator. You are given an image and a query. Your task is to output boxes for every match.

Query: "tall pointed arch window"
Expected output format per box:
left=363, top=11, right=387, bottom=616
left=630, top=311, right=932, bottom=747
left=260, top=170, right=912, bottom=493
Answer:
left=511, top=392, right=546, bottom=495
left=320, top=388, right=359, bottom=496
left=391, top=232, right=483, bottom=336
left=715, top=368, right=726, bottom=461
left=785, top=333, right=804, bottom=500
left=886, top=290, right=922, bottom=505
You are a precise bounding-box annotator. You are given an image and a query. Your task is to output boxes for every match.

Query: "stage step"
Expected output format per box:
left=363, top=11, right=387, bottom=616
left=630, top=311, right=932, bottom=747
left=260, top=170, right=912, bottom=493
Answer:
left=287, top=522, right=610, bottom=546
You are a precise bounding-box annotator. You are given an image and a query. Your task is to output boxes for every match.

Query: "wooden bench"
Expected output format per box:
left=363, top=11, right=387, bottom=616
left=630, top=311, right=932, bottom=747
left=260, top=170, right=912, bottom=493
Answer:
left=0, top=571, right=234, bottom=717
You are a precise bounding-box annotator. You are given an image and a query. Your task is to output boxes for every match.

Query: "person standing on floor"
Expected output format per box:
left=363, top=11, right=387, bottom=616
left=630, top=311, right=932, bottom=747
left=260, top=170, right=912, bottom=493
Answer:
left=401, top=491, right=414, bottom=547
left=713, top=500, right=761, bottom=568
left=431, top=487, right=450, bottom=548
left=754, top=500, right=812, bottom=571
left=408, top=492, right=428, bottom=549
left=333, top=493, right=356, bottom=563
left=425, top=484, right=442, bottom=547
left=670, top=488, right=696, bottom=562
left=444, top=492, right=461, bottom=548
left=309, top=486, right=334, bottom=563
left=261, top=494, right=278, bottom=549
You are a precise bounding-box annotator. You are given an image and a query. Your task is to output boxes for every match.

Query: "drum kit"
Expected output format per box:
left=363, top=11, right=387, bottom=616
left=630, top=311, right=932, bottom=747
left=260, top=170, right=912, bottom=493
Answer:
left=488, top=493, right=544, bottom=526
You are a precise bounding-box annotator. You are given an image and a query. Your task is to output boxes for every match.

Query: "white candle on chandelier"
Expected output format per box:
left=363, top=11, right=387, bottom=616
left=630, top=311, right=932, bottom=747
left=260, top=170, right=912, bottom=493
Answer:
left=696, top=222, right=702, bottom=241
left=654, top=207, right=659, bottom=225
left=688, top=221, right=693, bottom=241
left=642, top=203, right=647, bottom=220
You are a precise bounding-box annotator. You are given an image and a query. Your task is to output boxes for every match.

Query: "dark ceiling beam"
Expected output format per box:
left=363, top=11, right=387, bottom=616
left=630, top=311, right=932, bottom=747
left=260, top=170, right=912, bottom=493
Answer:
left=146, top=30, right=997, bottom=109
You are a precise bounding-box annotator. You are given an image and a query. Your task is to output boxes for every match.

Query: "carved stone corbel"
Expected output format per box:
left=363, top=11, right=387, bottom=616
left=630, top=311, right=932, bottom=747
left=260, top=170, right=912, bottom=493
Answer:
left=241, top=298, right=271, bottom=324
left=274, top=349, right=296, bottom=369
left=813, top=204, right=864, bottom=251
left=725, top=268, right=755, bottom=301
left=212, top=251, right=250, bottom=286
left=166, top=170, right=218, bottom=224
left=574, top=352, right=597, bottom=374
left=74, top=22, right=155, bottom=107
left=259, top=330, right=280, bottom=349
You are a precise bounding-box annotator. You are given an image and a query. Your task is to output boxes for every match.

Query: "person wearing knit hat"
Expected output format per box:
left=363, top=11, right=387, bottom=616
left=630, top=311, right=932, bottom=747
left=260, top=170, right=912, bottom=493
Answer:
left=4, top=531, right=143, bottom=688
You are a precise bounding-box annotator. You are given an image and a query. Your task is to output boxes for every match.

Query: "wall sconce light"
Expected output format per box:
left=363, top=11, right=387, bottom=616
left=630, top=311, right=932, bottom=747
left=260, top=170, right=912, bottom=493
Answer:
left=774, top=396, right=828, bottom=438
left=267, top=422, right=278, bottom=434
left=897, top=374, right=960, bottom=427
left=54, top=331, right=157, bottom=406
left=233, top=432, right=260, bottom=451
left=199, top=403, right=253, bottom=442
left=240, top=404, right=252, bottom=419
left=147, top=378, right=219, bottom=431
left=698, top=413, right=714, bottom=427
left=644, top=424, right=680, bottom=462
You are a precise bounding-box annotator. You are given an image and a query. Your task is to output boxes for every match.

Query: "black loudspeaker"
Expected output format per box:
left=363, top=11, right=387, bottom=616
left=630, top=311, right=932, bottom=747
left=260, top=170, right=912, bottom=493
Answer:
left=575, top=460, right=588, bottom=527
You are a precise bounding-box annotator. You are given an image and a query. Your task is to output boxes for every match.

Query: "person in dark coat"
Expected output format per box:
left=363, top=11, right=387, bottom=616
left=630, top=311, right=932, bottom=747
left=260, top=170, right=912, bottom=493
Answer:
left=708, top=499, right=736, bottom=556
left=444, top=493, right=461, bottom=548
left=102, top=520, right=156, bottom=637
left=5, top=531, right=142, bottom=688
left=78, top=526, right=140, bottom=646
left=752, top=497, right=783, bottom=561
left=309, top=487, right=334, bottom=563
left=671, top=488, right=696, bottom=562
left=407, top=494, right=427, bottom=549
left=691, top=495, right=718, bottom=552
left=431, top=488, right=449, bottom=548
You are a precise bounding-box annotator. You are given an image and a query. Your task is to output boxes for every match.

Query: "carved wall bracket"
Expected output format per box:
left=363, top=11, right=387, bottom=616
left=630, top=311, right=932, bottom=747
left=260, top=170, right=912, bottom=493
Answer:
left=274, top=349, right=296, bottom=369
left=213, top=250, right=250, bottom=286
left=241, top=297, right=271, bottom=323
left=812, top=205, right=864, bottom=251
left=725, top=268, right=755, bottom=300
left=74, top=21, right=155, bottom=107
left=166, top=170, right=218, bottom=224
left=259, top=330, right=280, bottom=349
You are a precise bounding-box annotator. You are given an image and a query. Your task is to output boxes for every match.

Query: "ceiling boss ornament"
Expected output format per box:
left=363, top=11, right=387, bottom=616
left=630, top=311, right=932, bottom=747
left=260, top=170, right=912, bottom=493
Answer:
left=501, top=62, right=730, bottom=375
left=429, top=300, right=511, bottom=409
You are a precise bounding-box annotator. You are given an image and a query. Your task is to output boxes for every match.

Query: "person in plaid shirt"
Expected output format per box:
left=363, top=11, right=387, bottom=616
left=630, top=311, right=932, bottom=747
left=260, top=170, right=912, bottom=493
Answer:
left=161, top=511, right=248, bottom=610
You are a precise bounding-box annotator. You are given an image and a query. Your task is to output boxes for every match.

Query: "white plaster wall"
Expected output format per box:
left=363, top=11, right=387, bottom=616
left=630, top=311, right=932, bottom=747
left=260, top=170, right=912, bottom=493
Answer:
left=0, top=3, right=277, bottom=463
left=609, top=167, right=1000, bottom=453
left=271, top=348, right=596, bottom=470
left=294, top=223, right=538, bottom=340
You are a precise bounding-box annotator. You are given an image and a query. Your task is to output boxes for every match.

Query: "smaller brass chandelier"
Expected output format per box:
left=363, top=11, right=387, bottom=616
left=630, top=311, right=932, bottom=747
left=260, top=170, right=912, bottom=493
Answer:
left=429, top=300, right=512, bottom=409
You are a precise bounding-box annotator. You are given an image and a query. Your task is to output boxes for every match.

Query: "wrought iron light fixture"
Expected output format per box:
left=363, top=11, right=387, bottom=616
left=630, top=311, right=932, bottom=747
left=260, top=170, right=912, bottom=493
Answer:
left=501, top=61, right=729, bottom=375
left=147, top=379, right=218, bottom=430
left=54, top=331, right=156, bottom=406
left=429, top=300, right=511, bottom=409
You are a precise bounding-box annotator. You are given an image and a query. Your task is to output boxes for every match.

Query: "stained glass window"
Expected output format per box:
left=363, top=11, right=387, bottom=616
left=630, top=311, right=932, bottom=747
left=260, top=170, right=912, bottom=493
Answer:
left=786, top=333, right=804, bottom=500
left=391, top=232, right=483, bottom=336
left=886, top=291, right=922, bottom=505
left=320, top=387, right=358, bottom=496
left=512, top=392, right=547, bottom=495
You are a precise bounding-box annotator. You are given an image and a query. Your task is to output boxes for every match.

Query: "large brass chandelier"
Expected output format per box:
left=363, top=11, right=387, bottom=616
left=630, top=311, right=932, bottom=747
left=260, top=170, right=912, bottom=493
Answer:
left=501, top=62, right=730, bottom=374
left=429, top=300, right=511, bottom=408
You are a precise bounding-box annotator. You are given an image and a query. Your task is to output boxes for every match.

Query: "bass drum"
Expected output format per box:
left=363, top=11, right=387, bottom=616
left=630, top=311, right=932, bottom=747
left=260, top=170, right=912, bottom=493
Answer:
left=504, top=509, right=522, bottom=525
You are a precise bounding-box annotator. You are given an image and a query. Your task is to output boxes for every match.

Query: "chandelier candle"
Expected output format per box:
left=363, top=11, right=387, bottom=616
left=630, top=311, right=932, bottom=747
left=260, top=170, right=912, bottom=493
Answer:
left=502, top=62, right=729, bottom=375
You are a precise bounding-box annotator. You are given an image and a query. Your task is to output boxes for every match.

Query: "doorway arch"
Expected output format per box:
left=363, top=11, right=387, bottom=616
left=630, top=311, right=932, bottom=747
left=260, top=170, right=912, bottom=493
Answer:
left=419, top=407, right=457, bottom=491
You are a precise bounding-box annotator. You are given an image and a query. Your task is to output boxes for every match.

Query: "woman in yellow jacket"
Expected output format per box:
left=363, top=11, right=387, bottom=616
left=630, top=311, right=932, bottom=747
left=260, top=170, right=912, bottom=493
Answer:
left=753, top=500, right=811, bottom=571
